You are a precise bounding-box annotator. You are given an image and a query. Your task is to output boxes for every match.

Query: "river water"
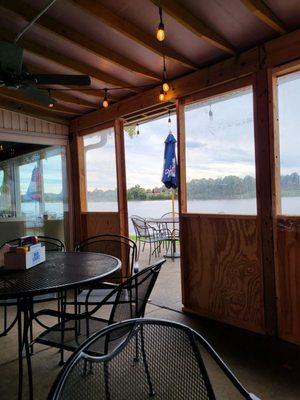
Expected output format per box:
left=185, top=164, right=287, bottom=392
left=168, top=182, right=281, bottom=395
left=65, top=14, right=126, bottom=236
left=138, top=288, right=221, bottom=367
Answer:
left=21, top=197, right=300, bottom=234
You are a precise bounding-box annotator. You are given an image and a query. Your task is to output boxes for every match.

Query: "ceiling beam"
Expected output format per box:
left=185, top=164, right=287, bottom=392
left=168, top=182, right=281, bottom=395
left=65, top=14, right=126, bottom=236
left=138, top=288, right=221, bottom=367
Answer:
left=151, top=0, right=235, bottom=54
left=241, top=0, right=287, bottom=34
left=71, top=0, right=198, bottom=70
left=0, top=88, right=79, bottom=116
left=0, top=28, right=139, bottom=90
left=49, top=91, right=97, bottom=109
left=1, top=1, right=161, bottom=81
left=0, top=97, right=68, bottom=124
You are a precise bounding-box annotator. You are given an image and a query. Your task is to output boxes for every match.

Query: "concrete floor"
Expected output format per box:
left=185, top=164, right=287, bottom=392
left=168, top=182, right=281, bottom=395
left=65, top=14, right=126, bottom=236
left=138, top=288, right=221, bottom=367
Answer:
left=0, top=247, right=300, bottom=399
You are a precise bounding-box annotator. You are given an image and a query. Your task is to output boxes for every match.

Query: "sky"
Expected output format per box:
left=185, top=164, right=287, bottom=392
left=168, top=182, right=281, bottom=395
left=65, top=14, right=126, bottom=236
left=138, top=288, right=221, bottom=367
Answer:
left=1, top=73, right=300, bottom=195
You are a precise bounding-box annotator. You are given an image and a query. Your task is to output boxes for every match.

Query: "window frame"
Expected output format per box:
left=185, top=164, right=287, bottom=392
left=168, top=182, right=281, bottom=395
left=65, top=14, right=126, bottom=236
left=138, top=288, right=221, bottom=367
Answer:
left=179, top=75, right=257, bottom=216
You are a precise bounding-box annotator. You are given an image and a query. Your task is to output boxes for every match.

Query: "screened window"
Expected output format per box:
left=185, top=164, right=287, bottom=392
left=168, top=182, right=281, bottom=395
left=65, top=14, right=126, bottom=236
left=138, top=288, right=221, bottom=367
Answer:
left=277, top=71, right=300, bottom=215
left=84, top=127, right=118, bottom=212
left=184, top=87, right=257, bottom=214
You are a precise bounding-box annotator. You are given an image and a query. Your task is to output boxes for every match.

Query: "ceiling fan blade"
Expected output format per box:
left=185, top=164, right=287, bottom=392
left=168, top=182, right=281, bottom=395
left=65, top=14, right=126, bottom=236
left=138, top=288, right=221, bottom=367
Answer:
left=0, top=42, right=23, bottom=74
left=19, top=85, right=57, bottom=107
left=32, top=74, right=91, bottom=86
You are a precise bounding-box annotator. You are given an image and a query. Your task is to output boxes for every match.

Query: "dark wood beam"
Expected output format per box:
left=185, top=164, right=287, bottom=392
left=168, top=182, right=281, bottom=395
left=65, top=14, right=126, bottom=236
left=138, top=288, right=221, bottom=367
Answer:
left=0, top=97, right=68, bottom=124
left=151, top=0, right=236, bottom=54
left=71, top=0, right=198, bottom=70
left=1, top=0, right=161, bottom=81
left=73, top=47, right=259, bottom=131
left=0, top=88, right=79, bottom=116
left=0, top=28, right=138, bottom=90
left=49, top=91, right=97, bottom=109
left=241, top=0, right=287, bottom=34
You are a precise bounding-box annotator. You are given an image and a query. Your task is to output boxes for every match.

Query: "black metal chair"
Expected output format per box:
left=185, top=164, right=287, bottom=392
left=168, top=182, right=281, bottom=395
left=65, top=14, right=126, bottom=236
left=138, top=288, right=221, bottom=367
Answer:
left=30, top=260, right=165, bottom=365
left=73, top=234, right=138, bottom=306
left=48, top=318, right=261, bottom=400
left=0, top=236, right=65, bottom=337
left=161, top=211, right=180, bottom=234
left=75, top=234, right=137, bottom=277
left=131, top=216, right=170, bottom=263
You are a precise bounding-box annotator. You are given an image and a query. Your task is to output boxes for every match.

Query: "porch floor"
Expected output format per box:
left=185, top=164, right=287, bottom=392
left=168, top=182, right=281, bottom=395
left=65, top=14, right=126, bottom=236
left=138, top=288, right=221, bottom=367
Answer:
left=0, top=247, right=300, bottom=399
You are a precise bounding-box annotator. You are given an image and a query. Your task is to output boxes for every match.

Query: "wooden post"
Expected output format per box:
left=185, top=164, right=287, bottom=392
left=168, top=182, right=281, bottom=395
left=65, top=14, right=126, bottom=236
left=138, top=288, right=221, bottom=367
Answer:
left=69, top=122, right=87, bottom=246
left=176, top=98, right=187, bottom=306
left=114, top=118, right=128, bottom=239
left=253, top=68, right=278, bottom=335
left=176, top=99, right=187, bottom=214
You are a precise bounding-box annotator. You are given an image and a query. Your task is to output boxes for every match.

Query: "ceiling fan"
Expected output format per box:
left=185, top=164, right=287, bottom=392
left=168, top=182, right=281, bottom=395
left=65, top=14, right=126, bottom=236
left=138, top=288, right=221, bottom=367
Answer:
left=0, top=41, right=91, bottom=107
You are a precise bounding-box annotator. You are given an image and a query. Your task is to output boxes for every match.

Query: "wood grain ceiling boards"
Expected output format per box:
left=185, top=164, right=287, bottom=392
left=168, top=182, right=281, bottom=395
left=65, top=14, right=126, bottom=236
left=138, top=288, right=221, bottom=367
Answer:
left=0, top=0, right=298, bottom=122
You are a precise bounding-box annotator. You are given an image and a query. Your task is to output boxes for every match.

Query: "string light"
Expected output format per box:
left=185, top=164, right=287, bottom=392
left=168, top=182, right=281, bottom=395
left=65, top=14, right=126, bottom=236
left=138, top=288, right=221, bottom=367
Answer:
left=209, top=104, right=213, bottom=120
left=102, top=88, right=109, bottom=108
left=136, top=123, right=140, bottom=135
left=159, top=88, right=165, bottom=101
left=157, top=7, right=165, bottom=41
left=168, top=110, right=172, bottom=133
left=162, top=55, right=169, bottom=93
left=48, top=89, right=54, bottom=108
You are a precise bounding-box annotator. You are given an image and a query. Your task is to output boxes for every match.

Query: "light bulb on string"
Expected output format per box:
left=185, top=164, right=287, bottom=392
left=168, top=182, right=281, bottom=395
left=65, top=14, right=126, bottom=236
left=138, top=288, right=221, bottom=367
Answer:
left=156, top=7, right=165, bottom=41
left=162, top=55, right=169, bottom=92
left=159, top=88, right=165, bottom=101
left=168, top=110, right=172, bottom=133
left=162, top=79, right=169, bottom=93
left=209, top=104, right=213, bottom=120
left=48, top=89, right=54, bottom=108
left=136, top=123, right=140, bottom=135
left=102, top=88, right=109, bottom=108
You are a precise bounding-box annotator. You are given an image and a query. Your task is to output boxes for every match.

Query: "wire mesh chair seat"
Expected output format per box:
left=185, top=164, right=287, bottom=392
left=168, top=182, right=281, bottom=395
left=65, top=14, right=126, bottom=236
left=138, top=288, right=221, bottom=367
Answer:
left=0, top=236, right=65, bottom=336
left=30, top=260, right=165, bottom=360
left=48, top=318, right=261, bottom=400
left=72, top=234, right=138, bottom=306
left=131, top=216, right=171, bottom=263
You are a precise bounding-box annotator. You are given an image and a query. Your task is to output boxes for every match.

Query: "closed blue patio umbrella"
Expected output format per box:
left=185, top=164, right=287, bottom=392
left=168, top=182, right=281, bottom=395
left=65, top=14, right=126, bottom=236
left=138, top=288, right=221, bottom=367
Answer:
left=162, top=132, right=179, bottom=258
left=162, top=133, right=178, bottom=190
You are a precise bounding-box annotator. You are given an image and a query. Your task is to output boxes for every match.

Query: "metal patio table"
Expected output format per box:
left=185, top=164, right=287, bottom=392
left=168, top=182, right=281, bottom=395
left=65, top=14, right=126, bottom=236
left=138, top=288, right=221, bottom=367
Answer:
left=0, top=251, right=121, bottom=400
left=146, top=217, right=180, bottom=258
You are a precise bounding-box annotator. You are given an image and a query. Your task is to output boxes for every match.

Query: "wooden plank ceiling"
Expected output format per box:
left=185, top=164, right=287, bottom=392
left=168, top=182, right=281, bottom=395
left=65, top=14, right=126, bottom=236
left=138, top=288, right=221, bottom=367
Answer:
left=0, top=0, right=299, bottom=123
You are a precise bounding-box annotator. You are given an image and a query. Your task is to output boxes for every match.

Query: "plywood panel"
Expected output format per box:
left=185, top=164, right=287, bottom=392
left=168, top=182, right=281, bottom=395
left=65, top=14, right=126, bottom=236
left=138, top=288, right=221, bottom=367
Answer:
left=276, top=217, right=300, bottom=345
left=181, top=214, right=265, bottom=333
left=81, top=212, right=120, bottom=240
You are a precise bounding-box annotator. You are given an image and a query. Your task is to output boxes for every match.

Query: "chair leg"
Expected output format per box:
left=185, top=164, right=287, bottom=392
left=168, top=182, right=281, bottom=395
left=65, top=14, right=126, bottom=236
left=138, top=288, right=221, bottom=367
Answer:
left=148, top=242, right=152, bottom=264
left=140, top=326, right=155, bottom=397
left=137, top=239, right=141, bottom=259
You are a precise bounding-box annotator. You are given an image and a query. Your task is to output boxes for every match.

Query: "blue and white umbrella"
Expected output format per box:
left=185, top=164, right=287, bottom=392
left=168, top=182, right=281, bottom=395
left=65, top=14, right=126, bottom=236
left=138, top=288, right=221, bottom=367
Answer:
left=162, top=133, right=178, bottom=189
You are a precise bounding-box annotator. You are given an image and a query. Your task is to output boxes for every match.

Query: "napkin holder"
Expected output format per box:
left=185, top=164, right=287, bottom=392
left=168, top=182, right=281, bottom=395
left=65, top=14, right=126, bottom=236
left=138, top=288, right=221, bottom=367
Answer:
left=4, top=244, right=46, bottom=270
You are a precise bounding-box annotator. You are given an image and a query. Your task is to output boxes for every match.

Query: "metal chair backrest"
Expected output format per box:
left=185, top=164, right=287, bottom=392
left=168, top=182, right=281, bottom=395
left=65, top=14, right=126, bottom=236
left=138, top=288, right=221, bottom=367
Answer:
left=48, top=318, right=259, bottom=400
left=93, top=259, right=165, bottom=324
left=131, top=216, right=151, bottom=238
left=0, top=236, right=65, bottom=251
left=75, top=234, right=137, bottom=278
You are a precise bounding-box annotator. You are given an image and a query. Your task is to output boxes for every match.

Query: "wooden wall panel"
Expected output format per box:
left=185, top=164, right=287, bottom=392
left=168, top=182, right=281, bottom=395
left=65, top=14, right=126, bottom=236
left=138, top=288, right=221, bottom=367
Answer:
left=181, top=214, right=265, bottom=333
left=0, top=107, right=68, bottom=138
left=81, top=212, right=120, bottom=240
left=276, top=217, right=300, bottom=345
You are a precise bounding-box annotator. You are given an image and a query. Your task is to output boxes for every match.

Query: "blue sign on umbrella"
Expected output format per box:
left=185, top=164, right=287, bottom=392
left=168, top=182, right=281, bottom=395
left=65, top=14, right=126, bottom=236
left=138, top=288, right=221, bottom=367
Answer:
left=162, top=133, right=178, bottom=189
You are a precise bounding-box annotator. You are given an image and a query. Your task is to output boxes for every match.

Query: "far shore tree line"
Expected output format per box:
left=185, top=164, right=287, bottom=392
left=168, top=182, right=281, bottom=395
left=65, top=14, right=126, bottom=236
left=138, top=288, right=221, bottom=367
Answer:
left=18, top=172, right=300, bottom=202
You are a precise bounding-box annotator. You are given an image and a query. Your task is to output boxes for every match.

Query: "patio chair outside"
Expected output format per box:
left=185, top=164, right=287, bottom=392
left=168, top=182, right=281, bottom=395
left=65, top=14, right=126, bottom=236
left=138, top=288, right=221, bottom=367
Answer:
left=48, top=318, right=261, bottom=400
left=30, top=259, right=165, bottom=365
left=131, top=215, right=170, bottom=263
